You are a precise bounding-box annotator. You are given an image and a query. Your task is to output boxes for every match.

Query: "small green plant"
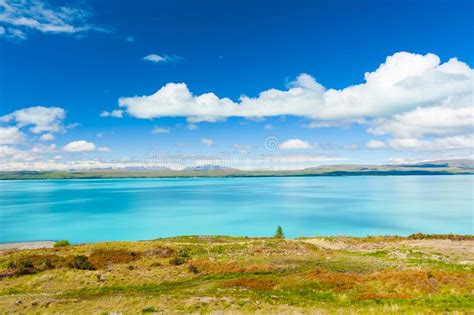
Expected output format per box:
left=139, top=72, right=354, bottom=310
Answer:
left=274, top=226, right=285, bottom=239
left=69, top=256, right=95, bottom=270
left=54, top=240, right=70, bottom=247
left=142, top=307, right=157, bottom=313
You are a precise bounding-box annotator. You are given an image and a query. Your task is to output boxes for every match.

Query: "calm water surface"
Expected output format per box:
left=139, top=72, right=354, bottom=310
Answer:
left=1, top=176, right=473, bottom=243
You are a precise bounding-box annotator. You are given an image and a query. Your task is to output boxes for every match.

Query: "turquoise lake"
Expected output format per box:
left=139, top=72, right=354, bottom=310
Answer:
left=1, top=176, right=473, bottom=243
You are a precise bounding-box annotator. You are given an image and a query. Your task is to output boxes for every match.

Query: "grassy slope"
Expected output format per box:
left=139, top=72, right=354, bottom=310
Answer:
left=0, top=235, right=473, bottom=314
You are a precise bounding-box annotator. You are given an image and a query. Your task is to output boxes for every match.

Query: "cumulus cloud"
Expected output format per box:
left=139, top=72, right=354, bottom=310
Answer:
left=100, top=109, right=123, bottom=118
left=0, top=126, right=26, bottom=144
left=368, top=96, right=473, bottom=138
left=1, top=106, right=65, bottom=133
left=63, top=140, right=96, bottom=152
left=0, top=0, right=106, bottom=40
left=116, top=52, right=472, bottom=124
left=143, top=54, right=181, bottom=63
left=279, top=139, right=312, bottom=150
left=152, top=126, right=171, bottom=134
left=387, top=135, right=473, bottom=151
left=0, top=145, right=31, bottom=160
left=201, top=138, right=213, bottom=146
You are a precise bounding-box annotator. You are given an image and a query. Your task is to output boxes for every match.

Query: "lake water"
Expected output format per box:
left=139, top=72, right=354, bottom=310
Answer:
left=1, top=176, right=473, bottom=243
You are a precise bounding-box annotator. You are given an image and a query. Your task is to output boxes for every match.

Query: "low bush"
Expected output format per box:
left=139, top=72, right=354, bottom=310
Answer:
left=69, top=256, right=95, bottom=270
left=54, top=240, right=70, bottom=247
left=144, top=246, right=175, bottom=258
left=7, top=255, right=66, bottom=276
left=407, top=233, right=474, bottom=241
left=169, top=257, right=186, bottom=266
left=188, top=264, right=199, bottom=274
left=89, top=249, right=141, bottom=269
left=9, top=259, right=35, bottom=276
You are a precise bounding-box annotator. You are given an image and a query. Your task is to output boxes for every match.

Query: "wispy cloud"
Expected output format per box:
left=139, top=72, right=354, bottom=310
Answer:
left=0, top=0, right=108, bottom=40
left=143, top=54, right=182, bottom=63
left=152, top=126, right=171, bottom=134
left=201, top=138, right=213, bottom=146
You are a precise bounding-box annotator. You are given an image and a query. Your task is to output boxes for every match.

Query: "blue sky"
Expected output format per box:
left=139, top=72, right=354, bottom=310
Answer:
left=0, top=0, right=473, bottom=170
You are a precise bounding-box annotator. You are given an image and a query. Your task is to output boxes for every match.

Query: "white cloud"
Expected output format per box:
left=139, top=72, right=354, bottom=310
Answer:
left=116, top=52, right=472, bottom=124
left=201, top=138, right=213, bottom=146
left=39, top=133, right=54, bottom=141
left=0, top=145, right=28, bottom=159
left=1, top=106, right=65, bottom=133
left=368, top=97, right=473, bottom=138
left=97, top=146, right=112, bottom=152
left=152, top=126, right=170, bottom=134
left=279, top=139, right=312, bottom=150
left=187, top=124, right=198, bottom=130
left=387, top=135, right=474, bottom=151
left=63, top=140, right=95, bottom=152
left=143, top=54, right=181, bottom=63
left=263, top=124, right=273, bottom=130
left=0, top=126, right=26, bottom=144
left=5, top=27, right=26, bottom=39
left=366, top=140, right=386, bottom=149
left=100, top=109, right=123, bottom=118
left=0, top=0, right=106, bottom=40
left=31, top=143, right=56, bottom=153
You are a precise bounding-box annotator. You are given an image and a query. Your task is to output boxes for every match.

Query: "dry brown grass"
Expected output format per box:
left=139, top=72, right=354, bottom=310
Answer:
left=190, top=259, right=274, bottom=274
left=88, top=249, right=141, bottom=269
left=222, top=277, right=276, bottom=290
left=407, top=233, right=474, bottom=241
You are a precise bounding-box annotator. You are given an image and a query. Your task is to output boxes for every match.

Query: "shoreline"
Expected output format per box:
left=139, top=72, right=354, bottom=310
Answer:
left=0, top=170, right=473, bottom=181
left=3, top=233, right=473, bottom=251
left=0, top=241, right=55, bottom=251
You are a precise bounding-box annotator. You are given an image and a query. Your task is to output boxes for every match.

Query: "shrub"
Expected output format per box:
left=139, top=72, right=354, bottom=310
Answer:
left=274, top=226, right=285, bottom=239
left=145, top=246, right=175, bottom=258
left=69, top=256, right=95, bottom=270
left=169, top=257, right=186, bottom=266
left=10, top=259, right=36, bottom=276
left=89, top=249, right=141, bottom=269
left=54, top=240, right=70, bottom=247
left=188, top=264, right=199, bottom=274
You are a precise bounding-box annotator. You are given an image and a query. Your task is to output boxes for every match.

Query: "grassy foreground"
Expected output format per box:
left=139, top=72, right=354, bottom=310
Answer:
left=1, top=234, right=473, bottom=314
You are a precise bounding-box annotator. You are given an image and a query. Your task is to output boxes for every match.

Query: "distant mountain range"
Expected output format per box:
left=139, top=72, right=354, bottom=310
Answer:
left=183, top=165, right=237, bottom=171
left=0, top=159, right=472, bottom=180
